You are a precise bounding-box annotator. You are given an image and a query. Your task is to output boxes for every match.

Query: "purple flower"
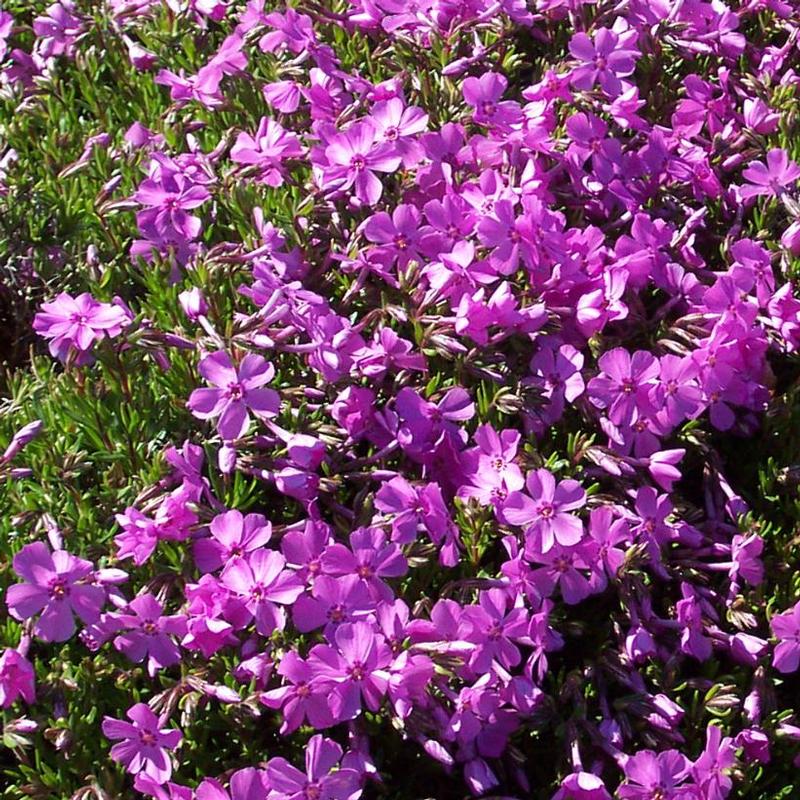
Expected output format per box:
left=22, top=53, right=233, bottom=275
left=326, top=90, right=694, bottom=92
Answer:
left=194, top=510, right=273, bottom=573
left=292, top=575, right=374, bottom=636
left=771, top=601, right=800, bottom=673
left=618, top=749, right=691, bottom=799
left=111, top=594, right=187, bottom=675
left=221, top=549, right=304, bottom=636
left=2, top=420, right=44, bottom=464
left=654, top=355, right=702, bottom=427
left=362, top=204, right=425, bottom=269
left=740, top=148, right=800, bottom=199
left=586, top=506, right=630, bottom=582
left=502, top=468, right=586, bottom=552
left=321, top=122, right=401, bottom=205
left=102, top=703, right=182, bottom=785
left=458, top=423, right=524, bottom=507
left=588, top=348, right=659, bottom=426
left=266, top=734, right=362, bottom=800
left=178, top=287, right=208, bottom=322
left=569, top=28, right=639, bottom=97
left=527, top=543, right=594, bottom=605
left=196, top=768, right=269, bottom=800
left=188, top=351, right=281, bottom=441
left=321, top=528, right=407, bottom=601
left=115, top=489, right=198, bottom=566
left=261, top=651, right=335, bottom=734
left=33, top=292, right=130, bottom=364
left=230, top=117, right=303, bottom=186
left=307, top=620, right=392, bottom=721
left=6, top=542, right=105, bottom=642
left=369, top=98, right=428, bottom=166
left=462, top=588, right=529, bottom=673
left=462, top=72, right=521, bottom=127
left=33, top=1, right=83, bottom=58
left=553, top=772, right=611, bottom=800
left=528, top=343, right=585, bottom=421
left=133, top=173, right=210, bottom=239
left=676, top=584, right=712, bottom=661
left=0, top=649, right=36, bottom=708
left=691, top=725, right=735, bottom=800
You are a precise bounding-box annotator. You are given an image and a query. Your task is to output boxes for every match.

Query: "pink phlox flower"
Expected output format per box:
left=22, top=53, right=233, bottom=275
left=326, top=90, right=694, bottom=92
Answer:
left=771, top=600, right=800, bottom=674
left=187, top=351, right=281, bottom=441
left=194, top=509, right=272, bottom=573
left=33, top=292, right=130, bottom=364
left=6, top=541, right=105, bottom=642
left=740, top=148, right=800, bottom=199
left=568, top=27, right=639, bottom=97
left=230, top=117, right=303, bottom=186
left=0, top=648, right=36, bottom=708
left=462, top=72, right=522, bottom=127
left=102, top=703, right=182, bottom=785
left=321, top=121, right=401, bottom=205
left=266, top=734, right=363, bottom=800
left=502, top=468, right=586, bottom=553
left=221, top=549, right=304, bottom=636
left=110, top=593, right=187, bottom=675
left=306, top=620, right=392, bottom=722
left=321, top=527, right=407, bottom=601
left=260, top=650, right=335, bottom=734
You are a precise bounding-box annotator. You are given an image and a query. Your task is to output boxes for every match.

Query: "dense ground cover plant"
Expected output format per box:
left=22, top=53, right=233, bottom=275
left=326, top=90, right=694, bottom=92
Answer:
left=3, top=0, right=800, bottom=797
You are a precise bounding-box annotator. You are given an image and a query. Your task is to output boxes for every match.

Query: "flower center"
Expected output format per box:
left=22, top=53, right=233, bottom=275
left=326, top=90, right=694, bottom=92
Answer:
left=348, top=661, right=365, bottom=681
left=296, top=682, right=310, bottom=698
left=139, top=730, right=157, bottom=746
left=304, top=783, right=322, bottom=800
left=329, top=604, right=346, bottom=623
left=480, top=101, right=496, bottom=117
left=227, top=382, right=244, bottom=400
left=49, top=579, right=69, bottom=600
left=394, top=234, right=408, bottom=250
left=621, top=378, right=636, bottom=394
left=142, top=621, right=157, bottom=635
left=595, top=56, right=607, bottom=70
left=351, top=155, right=366, bottom=170
left=384, top=126, right=399, bottom=141
left=538, top=503, right=554, bottom=519
left=356, top=563, right=374, bottom=579
left=487, top=624, right=503, bottom=641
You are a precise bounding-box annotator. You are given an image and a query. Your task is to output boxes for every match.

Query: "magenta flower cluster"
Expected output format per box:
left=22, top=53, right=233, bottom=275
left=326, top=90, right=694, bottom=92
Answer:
left=5, top=0, right=800, bottom=798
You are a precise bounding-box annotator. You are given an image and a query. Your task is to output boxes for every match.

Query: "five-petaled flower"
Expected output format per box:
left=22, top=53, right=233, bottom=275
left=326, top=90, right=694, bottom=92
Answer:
left=6, top=542, right=105, bottom=643
left=102, top=703, right=182, bottom=785
left=187, top=351, right=281, bottom=441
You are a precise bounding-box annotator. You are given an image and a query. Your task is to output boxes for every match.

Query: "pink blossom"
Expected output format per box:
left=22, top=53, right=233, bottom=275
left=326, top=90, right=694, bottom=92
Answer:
left=6, top=542, right=105, bottom=642
left=102, top=703, right=182, bottom=785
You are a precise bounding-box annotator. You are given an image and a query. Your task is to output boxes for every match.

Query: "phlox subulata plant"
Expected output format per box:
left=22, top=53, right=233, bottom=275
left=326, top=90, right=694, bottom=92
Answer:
left=3, top=0, right=800, bottom=798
